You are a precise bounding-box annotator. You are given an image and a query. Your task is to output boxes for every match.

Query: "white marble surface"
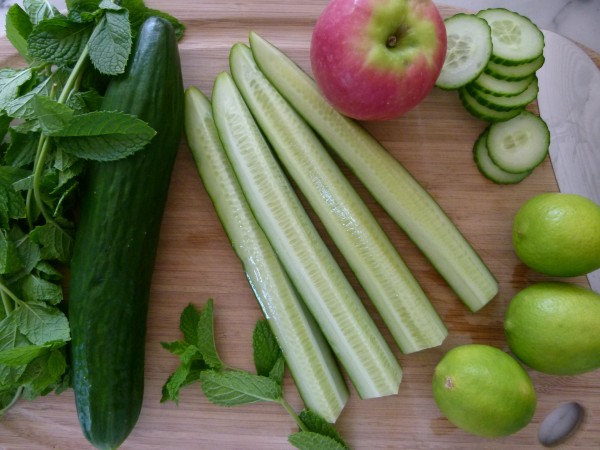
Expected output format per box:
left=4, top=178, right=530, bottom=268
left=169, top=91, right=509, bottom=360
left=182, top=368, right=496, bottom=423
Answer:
left=1, top=0, right=599, bottom=54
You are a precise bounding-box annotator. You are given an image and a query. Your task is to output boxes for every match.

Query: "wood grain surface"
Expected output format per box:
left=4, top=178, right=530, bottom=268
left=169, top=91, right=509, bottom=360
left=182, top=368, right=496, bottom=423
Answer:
left=1, top=1, right=599, bottom=449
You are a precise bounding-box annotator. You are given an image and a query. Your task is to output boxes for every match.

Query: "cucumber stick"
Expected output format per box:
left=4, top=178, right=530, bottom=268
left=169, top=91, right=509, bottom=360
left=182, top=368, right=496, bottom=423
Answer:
left=229, top=43, right=447, bottom=354
left=249, top=32, right=498, bottom=312
left=211, top=72, right=402, bottom=398
left=184, top=87, right=348, bottom=422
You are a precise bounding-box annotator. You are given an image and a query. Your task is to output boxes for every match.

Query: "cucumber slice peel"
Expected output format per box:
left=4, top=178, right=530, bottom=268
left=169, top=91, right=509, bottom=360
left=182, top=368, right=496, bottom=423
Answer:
left=474, top=128, right=531, bottom=184
left=229, top=43, right=447, bottom=354
left=487, top=111, right=550, bottom=173
left=459, top=87, right=524, bottom=122
left=184, top=86, right=349, bottom=421
left=249, top=32, right=498, bottom=312
left=466, top=77, right=539, bottom=112
left=436, top=13, right=492, bottom=90
left=211, top=72, right=402, bottom=399
left=484, top=55, right=545, bottom=81
left=471, top=71, right=534, bottom=97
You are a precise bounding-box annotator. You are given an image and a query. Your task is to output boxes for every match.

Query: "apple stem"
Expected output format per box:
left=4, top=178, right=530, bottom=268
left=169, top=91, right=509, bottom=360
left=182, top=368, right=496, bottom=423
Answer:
left=387, top=24, right=409, bottom=49
left=386, top=35, right=398, bottom=48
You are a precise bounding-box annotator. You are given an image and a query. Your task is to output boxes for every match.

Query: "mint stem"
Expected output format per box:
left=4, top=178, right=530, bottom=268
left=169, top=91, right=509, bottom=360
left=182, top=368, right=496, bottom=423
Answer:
left=27, top=45, right=91, bottom=234
left=280, top=398, right=309, bottom=432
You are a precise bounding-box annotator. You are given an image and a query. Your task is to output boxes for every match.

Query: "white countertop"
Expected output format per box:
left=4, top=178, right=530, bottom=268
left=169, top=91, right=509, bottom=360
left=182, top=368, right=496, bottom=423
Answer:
left=1, top=0, right=599, bottom=54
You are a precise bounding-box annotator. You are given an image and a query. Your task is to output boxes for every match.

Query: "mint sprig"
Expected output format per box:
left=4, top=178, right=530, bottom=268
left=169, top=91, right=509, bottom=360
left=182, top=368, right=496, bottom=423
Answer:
left=161, top=299, right=350, bottom=450
left=0, top=0, right=185, bottom=415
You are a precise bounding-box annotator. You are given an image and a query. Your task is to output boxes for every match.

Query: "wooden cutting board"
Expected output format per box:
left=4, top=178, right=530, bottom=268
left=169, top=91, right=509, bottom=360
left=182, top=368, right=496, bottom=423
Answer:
left=1, top=1, right=599, bottom=449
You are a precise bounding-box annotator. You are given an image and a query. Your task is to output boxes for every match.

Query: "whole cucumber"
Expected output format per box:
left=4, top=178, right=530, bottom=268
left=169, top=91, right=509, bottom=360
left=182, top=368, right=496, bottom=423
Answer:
left=69, top=16, right=183, bottom=449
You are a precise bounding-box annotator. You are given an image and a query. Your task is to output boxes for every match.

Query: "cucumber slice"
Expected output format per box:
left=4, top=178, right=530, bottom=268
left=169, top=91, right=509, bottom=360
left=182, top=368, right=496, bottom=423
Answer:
left=466, top=77, right=539, bottom=112
left=473, top=128, right=531, bottom=184
left=249, top=32, right=498, bottom=313
left=184, top=86, right=349, bottom=421
left=436, top=13, right=492, bottom=90
left=477, top=8, right=545, bottom=65
left=211, top=72, right=402, bottom=399
left=471, top=71, right=534, bottom=96
left=487, top=111, right=550, bottom=173
left=459, top=87, right=524, bottom=122
left=484, top=55, right=545, bottom=81
left=229, top=43, right=447, bottom=354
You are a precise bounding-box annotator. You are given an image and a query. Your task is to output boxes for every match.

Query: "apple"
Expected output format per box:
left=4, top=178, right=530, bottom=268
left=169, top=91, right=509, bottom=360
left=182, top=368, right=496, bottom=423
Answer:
left=310, top=0, right=447, bottom=121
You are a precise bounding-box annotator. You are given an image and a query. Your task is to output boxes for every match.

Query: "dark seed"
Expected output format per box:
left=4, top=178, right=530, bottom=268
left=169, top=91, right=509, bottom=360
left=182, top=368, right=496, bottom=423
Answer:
left=538, top=401, right=584, bottom=447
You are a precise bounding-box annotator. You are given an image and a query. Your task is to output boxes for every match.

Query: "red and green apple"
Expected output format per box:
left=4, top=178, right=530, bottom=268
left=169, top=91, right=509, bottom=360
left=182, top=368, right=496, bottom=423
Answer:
left=310, top=0, right=447, bottom=121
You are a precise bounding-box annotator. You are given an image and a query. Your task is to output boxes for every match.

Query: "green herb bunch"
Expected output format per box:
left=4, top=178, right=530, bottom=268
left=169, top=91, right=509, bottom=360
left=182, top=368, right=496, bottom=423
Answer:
left=162, top=299, right=351, bottom=450
left=0, top=0, right=183, bottom=415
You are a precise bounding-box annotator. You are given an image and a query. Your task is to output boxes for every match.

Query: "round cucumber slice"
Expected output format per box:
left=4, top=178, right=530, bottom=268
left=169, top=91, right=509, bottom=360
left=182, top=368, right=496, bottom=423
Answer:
left=474, top=128, right=531, bottom=184
left=477, top=8, right=545, bottom=65
left=487, top=111, right=550, bottom=173
left=436, top=13, right=492, bottom=90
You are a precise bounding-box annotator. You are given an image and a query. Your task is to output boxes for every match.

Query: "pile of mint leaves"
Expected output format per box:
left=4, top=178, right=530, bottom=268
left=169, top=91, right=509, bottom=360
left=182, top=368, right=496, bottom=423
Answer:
left=0, top=0, right=183, bottom=415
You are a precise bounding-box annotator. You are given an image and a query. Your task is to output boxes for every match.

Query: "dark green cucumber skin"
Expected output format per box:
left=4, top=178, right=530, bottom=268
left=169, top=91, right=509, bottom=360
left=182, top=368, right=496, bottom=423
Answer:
left=69, top=17, right=183, bottom=450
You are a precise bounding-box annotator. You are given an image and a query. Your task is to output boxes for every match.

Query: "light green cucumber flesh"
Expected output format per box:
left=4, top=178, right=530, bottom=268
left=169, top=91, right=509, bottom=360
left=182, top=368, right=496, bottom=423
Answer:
left=211, top=73, right=402, bottom=399
left=184, top=86, right=349, bottom=422
left=466, top=77, right=539, bottom=112
left=436, top=13, right=492, bottom=90
left=249, top=32, right=498, bottom=312
left=477, top=8, right=545, bottom=65
left=459, top=87, right=524, bottom=122
left=474, top=128, right=531, bottom=184
left=229, top=43, right=447, bottom=353
left=486, top=111, right=550, bottom=173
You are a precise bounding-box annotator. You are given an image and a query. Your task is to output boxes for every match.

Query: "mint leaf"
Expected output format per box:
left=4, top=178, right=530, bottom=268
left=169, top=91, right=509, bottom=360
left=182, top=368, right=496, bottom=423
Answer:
left=0, top=68, right=33, bottom=112
left=66, top=0, right=103, bottom=23
left=0, top=230, right=23, bottom=275
left=88, top=8, right=132, bottom=75
left=0, top=344, right=50, bottom=367
left=4, top=74, right=55, bottom=120
left=34, top=95, right=75, bottom=135
left=196, top=298, right=223, bottom=370
left=13, top=302, right=70, bottom=345
left=20, top=274, right=63, bottom=305
left=29, top=223, right=73, bottom=263
left=298, top=410, right=348, bottom=446
left=199, top=370, right=283, bottom=406
left=269, top=356, right=285, bottom=385
left=5, top=4, right=34, bottom=61
left=23, top=0, right=61, bottom=25
left=4, top=129, right=38, bottom=167
left=52, top=110, right=155, bottom=161
left=27, top=16, right=93, bottom=64
left=179, top=303, right=200, bottom=345
left=252, top=319, right=282, bottom=378
left=47, top=349, right=67, bottom=379
left=288, top=432, right=349, bottom=450
left=0, top=166, right=30, bottom=228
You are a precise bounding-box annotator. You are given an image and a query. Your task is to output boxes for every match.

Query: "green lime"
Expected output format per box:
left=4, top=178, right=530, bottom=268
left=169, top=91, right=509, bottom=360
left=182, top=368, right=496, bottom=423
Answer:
left=432, top=344, right=536, bottom=438
left=512, top=192, right=600, bottom=277
left=504, top=282, right=600, bottom=375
